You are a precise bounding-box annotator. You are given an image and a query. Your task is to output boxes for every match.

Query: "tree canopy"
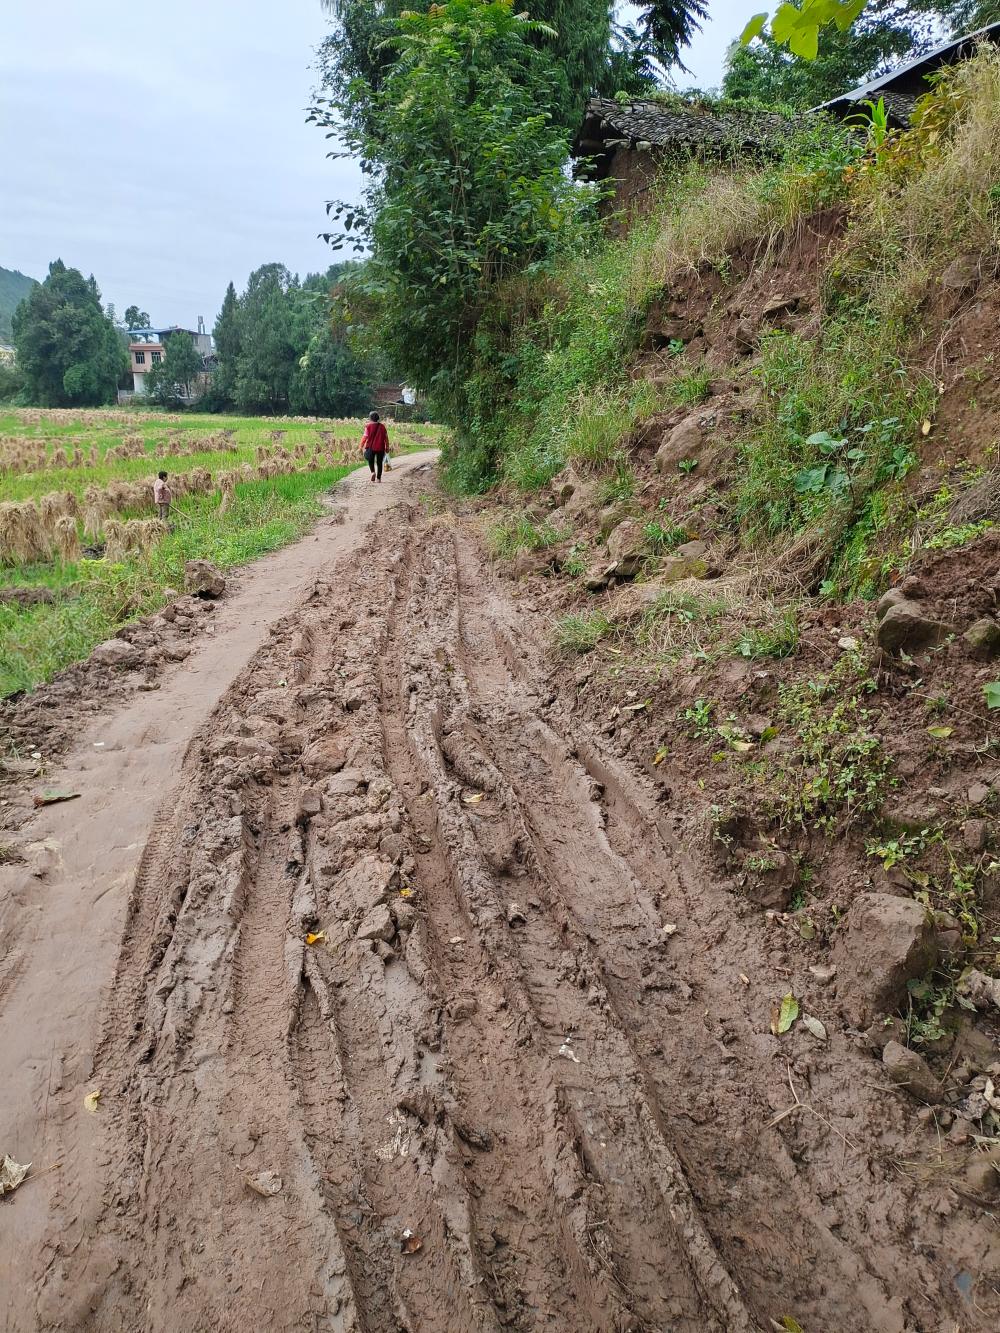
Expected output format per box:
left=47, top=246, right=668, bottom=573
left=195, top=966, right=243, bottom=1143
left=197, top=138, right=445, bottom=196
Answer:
left=12, top=260, right=126, bottom=407
left=210, top=262, right=373, bottom=416
left=316, top=0, right=710, bottom=136
left=724, top=0, right=960, bottom=106
left=314, top=0, right=592, bottom=416
left=144, top=332, right=204, bottom=406
left=124, top=305, right=150, bottom=330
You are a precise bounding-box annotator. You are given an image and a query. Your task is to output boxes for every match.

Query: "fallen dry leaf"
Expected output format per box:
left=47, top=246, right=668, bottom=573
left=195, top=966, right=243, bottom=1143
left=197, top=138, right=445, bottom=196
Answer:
left=802, top=1014, right=828, bottom=1042
left=808, top=963, right=837, bottom=983
left=661, top=923, right=678, bottom=937
left=652, top=745, right=669, bottom=765
left=305, top=931, right=326, bottom=946
left=399, top=886, right=416, bottom=899
left=246, top=1169, right=283, bottom=1197
left=921, top=418, right=932, bottom=435
left=739, top=973, right=750, bottom=987
left=33, top=790, right=81, bottom=808
left=400, top=1227, right=422, bottom=1255
left=463, top=792, right=484, bottom=805
left=0, top=1154, right=30, bottom=1197
left=83, top=1090, right=101, bottom=1114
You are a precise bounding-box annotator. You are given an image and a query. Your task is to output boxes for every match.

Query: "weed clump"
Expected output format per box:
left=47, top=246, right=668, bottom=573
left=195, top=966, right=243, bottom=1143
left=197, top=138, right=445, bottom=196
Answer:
left=486, top=512, right=561, bottom=559
left=555, top=610, right=613, bottom=653
left=754, top=653, right=893, bottom=832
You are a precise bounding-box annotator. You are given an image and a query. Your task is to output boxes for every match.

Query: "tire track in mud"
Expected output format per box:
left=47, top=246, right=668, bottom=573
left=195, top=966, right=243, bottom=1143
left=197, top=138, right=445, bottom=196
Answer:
left=30, top=501, right=992, bottom=1332
left=440, top=532, right=988, bottom=1333
left=377, top=518, right=755, bottom=1333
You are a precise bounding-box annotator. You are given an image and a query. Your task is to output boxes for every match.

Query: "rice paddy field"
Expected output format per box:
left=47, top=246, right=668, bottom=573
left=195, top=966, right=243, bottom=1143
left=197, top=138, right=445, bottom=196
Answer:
left=0, top=407, right=441, bottom=697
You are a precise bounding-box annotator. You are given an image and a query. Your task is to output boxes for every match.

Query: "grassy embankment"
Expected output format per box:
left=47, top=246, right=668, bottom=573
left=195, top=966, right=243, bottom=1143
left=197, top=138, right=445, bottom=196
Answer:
left=452, top=52, right=1000, bottom=599
left=451, top=54, right=1000, bottom=1014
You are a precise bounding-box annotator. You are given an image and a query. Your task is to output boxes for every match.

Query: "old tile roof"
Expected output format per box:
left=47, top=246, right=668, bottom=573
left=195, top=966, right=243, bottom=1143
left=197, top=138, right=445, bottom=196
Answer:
left=573, top=97, right=794, bottom=178
left=817, top=20, right=1000, bottom=122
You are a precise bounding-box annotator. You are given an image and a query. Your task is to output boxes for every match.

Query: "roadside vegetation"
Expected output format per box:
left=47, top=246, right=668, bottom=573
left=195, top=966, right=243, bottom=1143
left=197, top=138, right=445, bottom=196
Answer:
left=0, top=408, right=439, bottom=695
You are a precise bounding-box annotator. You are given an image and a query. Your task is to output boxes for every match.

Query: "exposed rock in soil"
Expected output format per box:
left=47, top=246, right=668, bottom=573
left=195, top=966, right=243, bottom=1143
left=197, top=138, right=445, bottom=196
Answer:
left=743, top=847, right=797, bottom=909
left=882, top=1040, right=943, bottom=1103
left=964, top=1154, right=1000, bottom=1198
left=605, top=518, right=646, bottom=579
left=964, top=616, right=1000, bottom=658
left=958, top=969, right=1000, bottom=1010
left=183, top=559, right=226, bottom=598
left=356, top=902, right=395, bottom=942
left=91, top=638, right=141, bottom=668
left=940, top=253, right=983, bottom=295
left=876, top=600, right=955, bottom=653
left=832, top=892, right=937, bottom=1026
left=962, top=818, right=991, bottom=852
left=584, top=564, right=612, bottom=591
left=0, top=586, right=57, bottom=607
left=660, top=540, right=709, bottom=583
left=654, top=415, right=705, bottom=474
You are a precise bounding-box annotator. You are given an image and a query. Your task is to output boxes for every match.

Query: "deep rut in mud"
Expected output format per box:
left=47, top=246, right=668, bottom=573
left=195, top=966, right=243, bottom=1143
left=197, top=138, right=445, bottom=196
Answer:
left=22, top=506, right=995, bottom=1332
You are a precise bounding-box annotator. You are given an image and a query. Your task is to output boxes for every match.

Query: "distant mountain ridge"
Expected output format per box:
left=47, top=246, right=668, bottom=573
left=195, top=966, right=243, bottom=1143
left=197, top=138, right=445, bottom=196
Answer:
left=0, top=266, right=38, bottom=343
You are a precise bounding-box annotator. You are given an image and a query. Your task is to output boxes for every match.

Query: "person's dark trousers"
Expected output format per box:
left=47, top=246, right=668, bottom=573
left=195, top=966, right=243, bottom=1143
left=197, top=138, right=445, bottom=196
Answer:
left=365, top=448, right=384, bottom=480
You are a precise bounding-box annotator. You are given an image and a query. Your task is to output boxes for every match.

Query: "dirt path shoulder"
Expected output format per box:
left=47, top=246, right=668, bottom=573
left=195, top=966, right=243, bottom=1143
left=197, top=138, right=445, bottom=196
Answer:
left=0, top=453, right=437, bottom=1332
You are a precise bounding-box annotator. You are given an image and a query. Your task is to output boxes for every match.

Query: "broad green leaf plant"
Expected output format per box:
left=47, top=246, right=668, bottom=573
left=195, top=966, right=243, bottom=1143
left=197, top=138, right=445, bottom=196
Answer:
left=741, top=0, right=868, bottom=62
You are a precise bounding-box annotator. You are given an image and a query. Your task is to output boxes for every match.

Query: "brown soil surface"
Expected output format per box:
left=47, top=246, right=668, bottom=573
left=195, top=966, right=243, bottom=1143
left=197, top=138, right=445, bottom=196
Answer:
left=3, top=461, right=998, bottom=1331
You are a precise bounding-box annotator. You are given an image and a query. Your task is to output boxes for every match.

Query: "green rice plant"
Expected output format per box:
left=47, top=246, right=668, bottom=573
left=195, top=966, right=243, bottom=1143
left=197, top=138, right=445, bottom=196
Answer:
left=0, top=433, right=366, bottom=696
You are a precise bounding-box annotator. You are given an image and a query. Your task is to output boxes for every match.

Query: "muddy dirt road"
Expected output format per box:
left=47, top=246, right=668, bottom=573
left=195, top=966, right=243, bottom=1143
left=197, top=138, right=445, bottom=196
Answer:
left=1, top=462, right=995, bottom=1332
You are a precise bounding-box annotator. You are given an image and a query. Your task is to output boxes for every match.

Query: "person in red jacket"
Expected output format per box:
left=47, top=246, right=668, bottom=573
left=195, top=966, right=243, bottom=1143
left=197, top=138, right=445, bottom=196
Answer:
left=359, top=412, right=389, bottom=483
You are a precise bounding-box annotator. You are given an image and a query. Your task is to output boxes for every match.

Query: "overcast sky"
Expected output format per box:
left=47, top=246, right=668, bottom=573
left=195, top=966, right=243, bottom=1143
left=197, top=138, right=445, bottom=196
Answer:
left=1, top=0, right=761, bottom=329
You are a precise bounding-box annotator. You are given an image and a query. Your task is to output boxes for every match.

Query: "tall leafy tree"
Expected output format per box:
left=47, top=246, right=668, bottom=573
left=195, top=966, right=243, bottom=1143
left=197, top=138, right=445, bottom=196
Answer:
left=12, top=260, right=126, bottom=407
left=318, top=0, right=608, bottom=135
left=232, top=264, right=296, bottom=413
left=317, top=0, right=590, bottom=413
left=947, top=0, right=1000, bottom=31
left=210, top=264, right=372, bottom=415
left=145, top=332, right=204, bottom=406
left=316, top=0, right=709, bottom=136
left=124, top=305, right=150, bottom=329
left=726, top=0, right=975, bottom=108
left=630, top=1, right=710, bottom=72
left=290, top=330, right=371, bottom=416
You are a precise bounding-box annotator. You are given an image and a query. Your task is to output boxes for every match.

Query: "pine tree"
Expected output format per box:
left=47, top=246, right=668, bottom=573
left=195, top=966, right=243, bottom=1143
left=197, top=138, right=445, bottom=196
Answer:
left=211, top=281, right=241, bottom=406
